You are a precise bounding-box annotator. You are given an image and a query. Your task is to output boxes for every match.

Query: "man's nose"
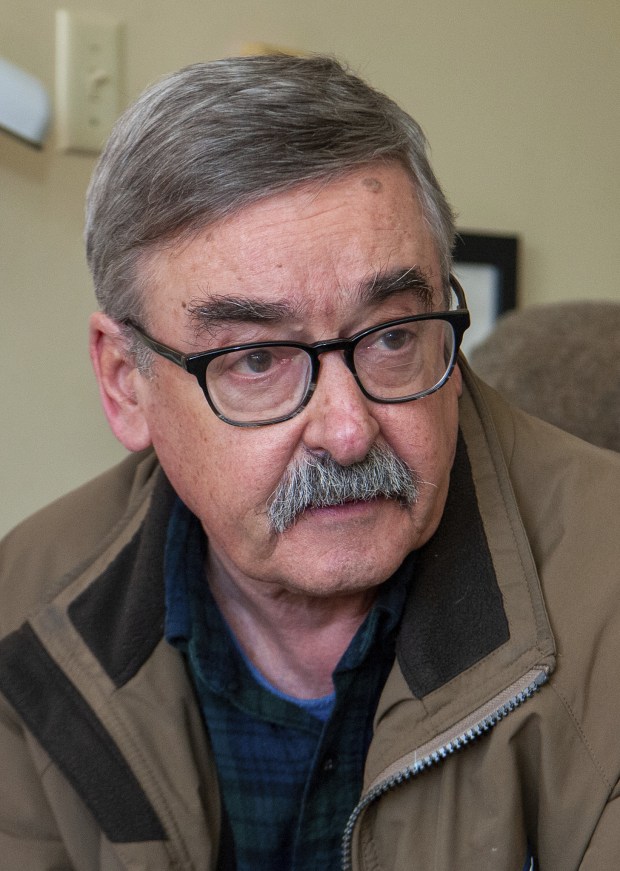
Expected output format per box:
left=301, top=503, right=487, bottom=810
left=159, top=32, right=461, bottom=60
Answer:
left=300, top=351, right=380, bottom=466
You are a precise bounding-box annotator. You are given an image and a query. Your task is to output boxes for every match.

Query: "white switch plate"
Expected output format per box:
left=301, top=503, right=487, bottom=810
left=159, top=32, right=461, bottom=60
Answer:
left=55, top=9, right=122, bottom=153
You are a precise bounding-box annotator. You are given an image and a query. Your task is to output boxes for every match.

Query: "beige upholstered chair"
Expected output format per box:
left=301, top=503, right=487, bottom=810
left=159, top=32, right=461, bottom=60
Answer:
left=469, top=301, right=620, bottom=452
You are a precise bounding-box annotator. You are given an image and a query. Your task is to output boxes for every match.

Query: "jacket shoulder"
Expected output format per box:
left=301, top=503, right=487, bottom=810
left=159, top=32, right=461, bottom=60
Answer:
left=0, top=450, right=159, bottom=635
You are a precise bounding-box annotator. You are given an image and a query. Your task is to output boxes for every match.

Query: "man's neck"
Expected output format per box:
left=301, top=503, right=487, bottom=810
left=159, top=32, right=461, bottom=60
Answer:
left=206, top=547, right=377, bottom=700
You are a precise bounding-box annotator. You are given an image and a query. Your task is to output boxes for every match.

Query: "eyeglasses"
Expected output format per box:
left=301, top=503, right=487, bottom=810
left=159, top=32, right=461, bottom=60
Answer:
left=123, top=274, right=470, bottom=427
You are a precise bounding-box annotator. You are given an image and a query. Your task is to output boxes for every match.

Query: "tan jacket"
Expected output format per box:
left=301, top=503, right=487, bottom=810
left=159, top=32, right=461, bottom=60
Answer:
left=1, top=366, right=619, bottom=870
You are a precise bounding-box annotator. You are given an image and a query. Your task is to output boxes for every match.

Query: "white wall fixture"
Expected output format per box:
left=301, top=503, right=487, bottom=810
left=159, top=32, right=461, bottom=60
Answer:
left=0, top=56, right=51, bottom=147
left=55, top=9, right=122, bottom=154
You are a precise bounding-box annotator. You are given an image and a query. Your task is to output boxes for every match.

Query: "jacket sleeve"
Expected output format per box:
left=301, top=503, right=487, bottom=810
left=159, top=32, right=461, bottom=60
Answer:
left=578, top=785, right=620, bottom=869
left=0, top=695, right=73, bottom=871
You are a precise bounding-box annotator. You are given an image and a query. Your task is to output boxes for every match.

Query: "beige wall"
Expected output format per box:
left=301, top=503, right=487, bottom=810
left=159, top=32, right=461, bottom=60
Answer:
left=1, top=0, right=618, bottom=536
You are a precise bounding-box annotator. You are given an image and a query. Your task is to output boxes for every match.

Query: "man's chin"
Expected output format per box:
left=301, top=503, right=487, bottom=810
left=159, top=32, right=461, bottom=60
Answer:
left=270, top=542, right=410, bottom=599
left=269, top=500, right=416, bottom=583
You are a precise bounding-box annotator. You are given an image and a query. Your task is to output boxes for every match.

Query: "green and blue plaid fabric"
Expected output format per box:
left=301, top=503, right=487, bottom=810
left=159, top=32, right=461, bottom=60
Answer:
left=165, top=498, right=411, bottom=870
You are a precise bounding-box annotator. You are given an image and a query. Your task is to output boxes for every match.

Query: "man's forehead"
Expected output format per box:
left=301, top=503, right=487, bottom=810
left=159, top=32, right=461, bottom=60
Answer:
left=166, top=161, right=425, bottom=258
left=141, top=162, right=442, bottom=329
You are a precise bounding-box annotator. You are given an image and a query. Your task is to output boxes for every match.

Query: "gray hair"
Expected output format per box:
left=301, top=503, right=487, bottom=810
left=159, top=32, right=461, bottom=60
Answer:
left=85, top=54, right=455, bottom=327
left=267, top=442, right=421, bottom=534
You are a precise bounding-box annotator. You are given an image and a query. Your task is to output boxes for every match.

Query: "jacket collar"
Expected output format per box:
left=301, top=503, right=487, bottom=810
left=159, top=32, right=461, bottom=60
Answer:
left=67, top=468, right=176, bottom=687
left=366, top=364, right=556, bottom=781
left=396, top=428, right=510, bottom=699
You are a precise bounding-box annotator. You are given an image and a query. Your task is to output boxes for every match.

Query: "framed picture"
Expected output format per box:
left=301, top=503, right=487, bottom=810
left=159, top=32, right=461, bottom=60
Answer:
left=452, top=232, right=519, bottom=355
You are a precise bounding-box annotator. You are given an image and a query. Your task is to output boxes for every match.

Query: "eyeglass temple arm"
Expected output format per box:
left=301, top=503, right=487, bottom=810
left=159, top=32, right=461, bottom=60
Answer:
left=448, top=273, right=468, bottom=311
left=123, top=320, right=189, bottom=370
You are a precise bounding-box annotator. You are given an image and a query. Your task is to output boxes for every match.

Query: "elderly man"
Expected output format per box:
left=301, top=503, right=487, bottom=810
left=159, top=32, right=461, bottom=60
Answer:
left=0, top=55, right=619, bottom=871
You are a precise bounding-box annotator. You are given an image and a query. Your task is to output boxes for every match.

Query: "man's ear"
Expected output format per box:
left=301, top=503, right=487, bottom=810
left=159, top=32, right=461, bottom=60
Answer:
left=89, top=312, right=153, bottom=452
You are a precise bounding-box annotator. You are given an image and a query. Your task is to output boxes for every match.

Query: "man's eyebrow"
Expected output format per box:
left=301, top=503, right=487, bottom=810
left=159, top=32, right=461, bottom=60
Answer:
left=359, top=266, right=435, bottom=309
left=186, top=266, right=435, bottom=335
left=187, top=296, right=297, bottom=334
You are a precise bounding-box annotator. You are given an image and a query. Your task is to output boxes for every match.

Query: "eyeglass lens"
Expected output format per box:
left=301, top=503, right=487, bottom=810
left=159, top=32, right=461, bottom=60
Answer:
left=204, top=318, right=456, bottom=425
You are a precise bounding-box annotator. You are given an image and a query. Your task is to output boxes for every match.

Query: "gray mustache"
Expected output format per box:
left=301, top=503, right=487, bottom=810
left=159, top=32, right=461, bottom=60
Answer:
left=267, top=444, right=420, bottom=534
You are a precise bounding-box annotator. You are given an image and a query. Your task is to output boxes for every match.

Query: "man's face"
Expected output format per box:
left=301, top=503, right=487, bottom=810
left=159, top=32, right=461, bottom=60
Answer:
left=130, top=162, right=462, bottom=597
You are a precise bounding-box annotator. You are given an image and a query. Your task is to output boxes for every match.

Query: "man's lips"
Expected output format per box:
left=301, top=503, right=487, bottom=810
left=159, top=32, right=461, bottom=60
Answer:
left=299, top=497, right=389, bottom=520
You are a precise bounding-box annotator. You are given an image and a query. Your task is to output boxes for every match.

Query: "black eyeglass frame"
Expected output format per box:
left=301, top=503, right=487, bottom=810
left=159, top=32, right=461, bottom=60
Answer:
left=123, top=274, right=470, bottom=428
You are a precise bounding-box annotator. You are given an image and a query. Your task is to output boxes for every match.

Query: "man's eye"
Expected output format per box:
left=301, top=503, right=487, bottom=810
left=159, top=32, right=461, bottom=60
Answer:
left=376, top=329, right=412, bottom=351
left=241, top=349, right=274, bottom=373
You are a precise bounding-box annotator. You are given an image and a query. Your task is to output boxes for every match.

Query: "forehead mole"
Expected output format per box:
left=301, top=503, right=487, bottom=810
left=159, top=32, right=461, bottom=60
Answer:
left=361, top=177, right=383, bottom=193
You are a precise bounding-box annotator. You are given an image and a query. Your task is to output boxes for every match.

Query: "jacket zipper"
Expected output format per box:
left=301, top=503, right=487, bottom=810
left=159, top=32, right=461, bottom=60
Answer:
left=341, top=667, right=549, bottom=871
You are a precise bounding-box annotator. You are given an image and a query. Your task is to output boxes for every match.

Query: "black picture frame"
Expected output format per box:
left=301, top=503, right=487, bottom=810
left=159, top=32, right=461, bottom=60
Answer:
left=452, top=231, right=519, bottom=355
